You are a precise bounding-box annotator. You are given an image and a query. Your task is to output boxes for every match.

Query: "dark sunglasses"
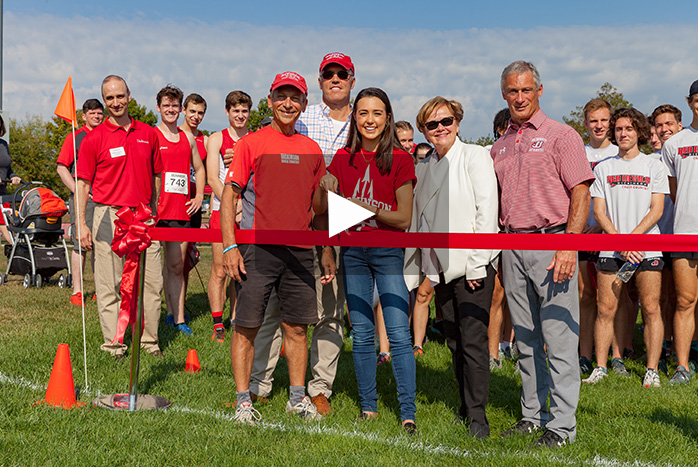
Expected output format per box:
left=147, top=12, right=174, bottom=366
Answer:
left=321, top=69, right=353, bottom=81
left=424, top=116, right=456, bottom=131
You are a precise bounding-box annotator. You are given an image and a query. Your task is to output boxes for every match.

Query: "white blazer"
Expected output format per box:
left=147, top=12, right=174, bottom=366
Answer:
left=404, top=139, right=500, bottom=290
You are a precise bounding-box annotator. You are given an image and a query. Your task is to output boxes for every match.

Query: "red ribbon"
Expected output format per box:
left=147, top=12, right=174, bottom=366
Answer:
left=149, top=227, right=698, bottom=252
left=110, top=203, right=154, bottom=346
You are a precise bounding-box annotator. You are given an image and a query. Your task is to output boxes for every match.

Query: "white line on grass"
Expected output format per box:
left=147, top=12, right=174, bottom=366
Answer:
left=0, top=371, right=665, bottom=466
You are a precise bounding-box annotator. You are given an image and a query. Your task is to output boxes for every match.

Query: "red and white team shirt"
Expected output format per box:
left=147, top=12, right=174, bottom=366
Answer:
left=156, top=128, right=192, bottom=221
left=212, top=129, right=238, bottom=212
left=225, top=126, right=325, bottom=239
left=328, top=147, right=416, bottom=232
left=585, top=143, right=618, bottom=227
left=76, top=118, right=163, bottom=207
left=590, top=154, right=669, bottom=259
left=661, top=126, right=698, bottom=234
left=188, top=132, right=207, bottom=197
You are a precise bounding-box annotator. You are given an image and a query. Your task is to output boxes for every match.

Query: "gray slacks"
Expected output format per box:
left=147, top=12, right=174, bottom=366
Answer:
left=501, top=248, right=580, bottom=442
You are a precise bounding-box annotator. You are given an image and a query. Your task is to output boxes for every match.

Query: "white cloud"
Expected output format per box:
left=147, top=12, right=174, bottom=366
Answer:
left=3, top=12, right=698, bottom=142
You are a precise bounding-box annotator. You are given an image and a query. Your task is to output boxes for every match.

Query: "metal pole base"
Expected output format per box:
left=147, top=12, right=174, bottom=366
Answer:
left=92, top=393, right=171, bottom=411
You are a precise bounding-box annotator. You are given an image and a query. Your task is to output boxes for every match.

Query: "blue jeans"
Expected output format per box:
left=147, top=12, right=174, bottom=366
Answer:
left=341, top=247, right=416, bottom=422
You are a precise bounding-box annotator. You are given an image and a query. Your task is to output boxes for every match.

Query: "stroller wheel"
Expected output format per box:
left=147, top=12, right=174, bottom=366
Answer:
left=35, top=275, right=43, bottom=288
left=23, top=274, right=31, bottom=289
left=58, top=274, right=66, bottom=288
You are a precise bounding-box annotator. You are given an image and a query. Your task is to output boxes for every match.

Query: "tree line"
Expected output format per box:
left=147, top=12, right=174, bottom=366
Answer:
left=5, top=84, right=632, bottom=200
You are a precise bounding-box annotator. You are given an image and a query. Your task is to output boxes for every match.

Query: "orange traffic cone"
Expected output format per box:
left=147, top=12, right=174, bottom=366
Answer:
left=35, top=343, right=85, bottom=409
left=185, top=349, right=201, bottom=373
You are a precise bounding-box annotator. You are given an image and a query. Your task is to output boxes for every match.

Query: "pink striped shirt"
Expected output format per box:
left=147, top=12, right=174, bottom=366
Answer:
left=491, top=110, right=593, bottom=231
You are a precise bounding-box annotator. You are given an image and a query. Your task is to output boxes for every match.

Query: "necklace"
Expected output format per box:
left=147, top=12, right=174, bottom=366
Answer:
left=360, top=148, right=375, bottom=164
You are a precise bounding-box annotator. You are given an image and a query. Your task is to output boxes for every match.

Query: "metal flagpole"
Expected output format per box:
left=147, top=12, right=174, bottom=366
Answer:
left=93, top=250, right=171, bottom=411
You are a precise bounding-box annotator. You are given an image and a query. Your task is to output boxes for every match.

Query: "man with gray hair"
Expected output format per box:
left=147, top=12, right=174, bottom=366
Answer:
left=491, top=60, right=593, bottom=448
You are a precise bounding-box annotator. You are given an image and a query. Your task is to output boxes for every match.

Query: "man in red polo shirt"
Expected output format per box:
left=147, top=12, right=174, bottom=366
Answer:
left=492, top=61, right=594, bottom=448
left=76, top=75, right=164, bottom=359
left=56, top=98, right=104, bottom=306
left=220, top=72, right=333, bottom=425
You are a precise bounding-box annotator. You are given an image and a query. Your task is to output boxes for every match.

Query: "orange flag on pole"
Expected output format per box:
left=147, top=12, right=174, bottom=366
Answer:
left=54, top=76, right=77, bottom=125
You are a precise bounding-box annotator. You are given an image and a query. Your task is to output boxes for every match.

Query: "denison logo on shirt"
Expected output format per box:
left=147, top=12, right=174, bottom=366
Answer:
left=281, top=154, right=300, bottom=164
left=530, top=138, right=547, bottom=152
left=137, top=139, right=150, bottom=144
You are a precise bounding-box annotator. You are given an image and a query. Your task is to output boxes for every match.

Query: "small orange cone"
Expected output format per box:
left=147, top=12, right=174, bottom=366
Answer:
left=185, top=349, right=201, bottom=373
left=35, top=343, right=85, bottom=409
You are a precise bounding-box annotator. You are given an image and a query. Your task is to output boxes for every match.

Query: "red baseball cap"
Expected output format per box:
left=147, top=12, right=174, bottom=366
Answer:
left=319, top=52, right=355, bottom=74
left=270, top=71, right=308, bottom=95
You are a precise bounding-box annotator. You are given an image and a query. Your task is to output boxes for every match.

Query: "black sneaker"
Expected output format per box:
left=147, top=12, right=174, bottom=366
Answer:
left=579, top=356, right=593, bottom=374
left=531, top=429, right=567, bottom=448
left=501, top=419, right=537, bottom=437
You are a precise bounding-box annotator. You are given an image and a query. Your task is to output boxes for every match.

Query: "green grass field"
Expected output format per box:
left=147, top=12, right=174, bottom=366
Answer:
left=1, top=244, right=697, bottom=466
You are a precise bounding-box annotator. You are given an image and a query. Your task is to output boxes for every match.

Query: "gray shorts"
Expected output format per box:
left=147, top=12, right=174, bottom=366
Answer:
left=69, top=195, right=95, bottom=250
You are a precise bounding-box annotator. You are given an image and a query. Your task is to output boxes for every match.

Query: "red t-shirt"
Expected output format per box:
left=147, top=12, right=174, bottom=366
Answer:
left=76, top=118, right=163, bottom=207
left=56, top=126, right=91, bottom=174
left=225, top=126, right=325, bottom=236
left=328, top=147, right=416, bottom=232
left=157, top=128, right=192, bottom=221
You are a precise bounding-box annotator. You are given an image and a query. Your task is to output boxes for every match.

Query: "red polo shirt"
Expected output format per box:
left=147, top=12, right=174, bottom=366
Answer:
left=491, top=110, right=593, bottom=231
left=76, top=118, right=163, bottom=207
left=56, top=126, right=91, bottom=174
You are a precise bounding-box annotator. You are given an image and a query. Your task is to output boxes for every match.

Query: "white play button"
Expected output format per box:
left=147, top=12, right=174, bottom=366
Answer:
left=328, top=191, right=374, bottom=237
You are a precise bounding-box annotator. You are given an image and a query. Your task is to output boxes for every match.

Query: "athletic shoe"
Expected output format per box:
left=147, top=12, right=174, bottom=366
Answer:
left=489, top=354, right=502, bottom=370
left=623, top=348, right=636, bottom=360
left=501, top=419, right=537, bottom=437
left=233, top=401, right=261, bottom=426
left=531, top=429, right=567, bottom=449
left=583, top=366, right=608, bottom=384
left=165, top=314, right=175, bottom=327
left=611, top=357, right=629, bottom=376
left=658, top=358, right=668, bottom=375
left=147, top=349, right=163, bottom=358
left=377, top=352, right=391, bottom=366
left=310, top=393, right=332, bottom=415
left=689, top=360, right=698, bottom=376
left=413, top=345, right=423, bottom=357
left=643, top=368, right=660, bottom=388
left=402, top=421, right=418, bottom=436
left=579, top=356, right=594, bottom=375
left=69, top=292, right=84, bottom=306
left=175, top=323, right=193, bottom=336
left=668, top=366, right=691, bottom=385
left=502, top=345, right=517, bottom=361
left=285, top=396, right=322, bottom=421
left=211, top=328, right=225, bottom=343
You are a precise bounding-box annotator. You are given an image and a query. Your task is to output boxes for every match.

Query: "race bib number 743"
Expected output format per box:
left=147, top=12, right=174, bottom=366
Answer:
left=164, top=172, right=188, bottom=195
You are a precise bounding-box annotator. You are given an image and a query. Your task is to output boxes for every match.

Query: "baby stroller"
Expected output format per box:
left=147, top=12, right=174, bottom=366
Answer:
left=1, top=181, right=71, bottom=288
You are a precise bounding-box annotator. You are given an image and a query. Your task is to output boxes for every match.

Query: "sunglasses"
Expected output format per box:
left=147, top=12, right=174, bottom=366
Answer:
left=321, top=69, right=353, bottom=81
left=424, top=116, right=456, bottom=131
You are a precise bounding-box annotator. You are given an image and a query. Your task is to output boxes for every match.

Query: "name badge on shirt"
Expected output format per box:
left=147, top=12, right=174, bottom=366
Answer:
left=110, top=147, right=126, bottom=158
left=164, top=172, right=188, bottom=195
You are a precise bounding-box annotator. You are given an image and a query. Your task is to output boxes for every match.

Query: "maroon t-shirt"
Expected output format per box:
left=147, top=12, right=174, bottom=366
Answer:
left=328, top=147, right=416, bottom=232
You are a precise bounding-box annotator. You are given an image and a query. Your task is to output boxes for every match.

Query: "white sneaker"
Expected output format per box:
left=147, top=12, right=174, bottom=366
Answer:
left=285, top=395, right=322, bottom=421
left=583, top=366, right=608, bottom=384
left=643, top=368, right=660, bottom=388
left=233, top=401, right=262, bottom=426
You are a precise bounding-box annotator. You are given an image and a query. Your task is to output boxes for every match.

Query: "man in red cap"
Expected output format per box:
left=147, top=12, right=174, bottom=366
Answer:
left=249, top=53, right=355, bottom=415
left=220, top=72, right=335, bottom=425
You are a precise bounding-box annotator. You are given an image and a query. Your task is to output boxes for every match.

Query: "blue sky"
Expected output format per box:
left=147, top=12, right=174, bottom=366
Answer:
left=6, top=0, right=693, bottom=29
left=2, top=1, right=697, bottom=140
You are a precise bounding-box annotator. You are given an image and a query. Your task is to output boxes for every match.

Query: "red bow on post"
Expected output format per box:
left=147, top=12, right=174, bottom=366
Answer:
left=110, top=203, right=154, bottom=346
